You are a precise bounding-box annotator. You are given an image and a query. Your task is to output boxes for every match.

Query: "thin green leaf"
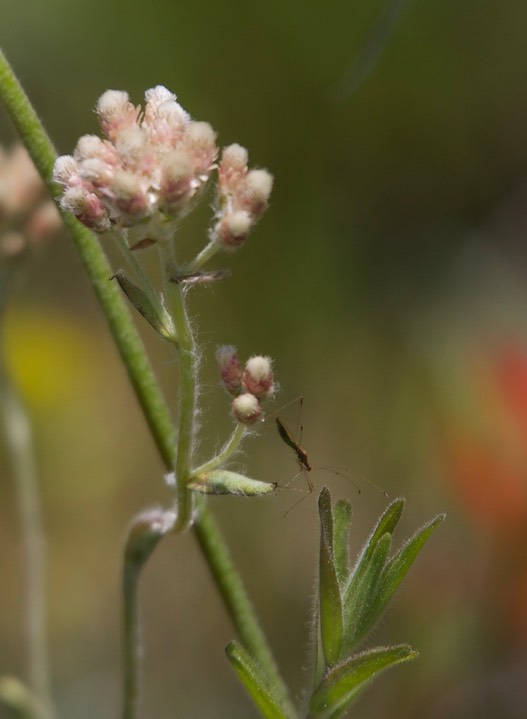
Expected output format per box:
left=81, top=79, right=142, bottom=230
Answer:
left=318, top=487, right=334, bottom=552
left=111, top=270, right=175, bottom=340
left=360, top=498, right=404, bottom=567
left=342, top=532, right=391, bottom=653
left=226, top=641, right=298, bottom=719
left=333, top=500, right=352, bottom=588
left=364, top=513, right=446, bottom=633
left=309, top=644, right=418, bottom=719
left=189, top=470, right=276, bottom=496
left=342, top=499, right=404, bottom=606
left=319, top=507, right=344, bottom=667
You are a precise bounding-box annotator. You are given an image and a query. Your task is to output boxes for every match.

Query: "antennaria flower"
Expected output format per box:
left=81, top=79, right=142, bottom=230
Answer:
left=53, top=86, right=272, bottom=253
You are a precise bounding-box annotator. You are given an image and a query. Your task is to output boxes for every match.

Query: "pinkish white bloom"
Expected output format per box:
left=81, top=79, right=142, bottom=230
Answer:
left=232, top=393, right=262, bottom=425
left=216, top=345, right=242, bottom=395
left=242, top=355, right=275, bottom=399
left=53, top=85, right=219, bottom=239
left=53, top=85, right=272, bottom=251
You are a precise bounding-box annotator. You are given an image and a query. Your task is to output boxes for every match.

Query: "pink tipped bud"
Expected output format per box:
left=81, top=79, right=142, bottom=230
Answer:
left=186, top=121, right=218, bottom=175
left=159, top=150, right=194, bottom=207
left=237, top=169, right=273, bottom=216
left=96, top=90, right=140, bottom=140
left=216, top=345, right=242, bottom=394
left=114, top=127, right=149, bottom=171
left=218, top=143, right=248, bottom=192
left=215, top=210, right=252, bottom=249
left=60, top=186, right=111, bottom=232
left=111, top=171, right=151, bottom=220
left=52, top=155, right=80, bottom=187
left=232, top=393, right=262, bottom=425
left=242, top=355, right=275, bottom=399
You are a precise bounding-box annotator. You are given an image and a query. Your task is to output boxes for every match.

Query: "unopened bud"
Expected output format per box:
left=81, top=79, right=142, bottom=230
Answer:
left=52, top=155, right=79, bottom=187
left=112, top=171, right=150, bottom=219
left=232, top=393, right=262, bottom=425
left=216, top=345, right=242, bottom=394
left=96, top=90, right=140, bottom=140
left=60, top=186, right=111, bottom=232
left=239, top=169, right=273, bottom=216
left=242, top=355, right=274, bottom=398
left=215, top=210, right=252, bottom=249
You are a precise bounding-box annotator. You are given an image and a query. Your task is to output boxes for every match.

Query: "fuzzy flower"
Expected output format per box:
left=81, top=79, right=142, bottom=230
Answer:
left=242, top=355, right=275, bottom=399
left=53, top=86, right=219, bottom=241
left=52, top=86, right=273, bottom=252
left=212, top=144, right=273, bottom=251
left=216, top=345, right=242, bottom=395
left=232, top=393, right=262, bottom=425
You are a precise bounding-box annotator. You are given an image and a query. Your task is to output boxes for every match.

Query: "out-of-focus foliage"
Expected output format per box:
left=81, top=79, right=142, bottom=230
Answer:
left=2, top=1, right=527, bottom=717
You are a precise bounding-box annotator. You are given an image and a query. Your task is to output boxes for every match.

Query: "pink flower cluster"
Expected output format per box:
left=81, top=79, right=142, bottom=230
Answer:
left=52, top=86, right=272, bottom=250
left=216, top=346, right=275, bottom=424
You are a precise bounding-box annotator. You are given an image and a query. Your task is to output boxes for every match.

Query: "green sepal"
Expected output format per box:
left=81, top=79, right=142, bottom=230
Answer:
left=111, top=270, right=176, bottom=341
left=309, top=644, right=418, bottom=719
left=0, top=675, right=46, bottom=719
left=318, top=488, right=344, bottom=667
left=226, top=641, right=298, bottom=719
left=342, top=532, right=391, bottom=653
left=188, top=470, right=276, bottom=496
left=364, top=513, right=446, bottom=633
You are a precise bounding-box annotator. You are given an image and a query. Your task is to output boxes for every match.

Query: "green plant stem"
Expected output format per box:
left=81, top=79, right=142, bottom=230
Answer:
left=192, top=422, right=247, bottom=476
left=193, top=502, right=298, bottom=719
left=164, top=274, right=195, bottom=531
left=122, top=511, right=174, bottom=719
left=0, top=351, right=54, bottom=719
left=183, top=238, right=220, bottom=273
left=0, top=47, right=293, bottom=713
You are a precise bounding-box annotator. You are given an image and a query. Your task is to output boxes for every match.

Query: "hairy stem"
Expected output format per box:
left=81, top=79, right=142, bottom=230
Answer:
left=164, top=272, right=196, bottom=531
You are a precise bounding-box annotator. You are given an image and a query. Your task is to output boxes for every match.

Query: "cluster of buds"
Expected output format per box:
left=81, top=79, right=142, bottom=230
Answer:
left=0, top=144, right=61, bottom=260
left=216, top=345, right=275, bottom=425
left=52, top=86, right=272, bottom=252
left=213, top=144, right=273, bottom=250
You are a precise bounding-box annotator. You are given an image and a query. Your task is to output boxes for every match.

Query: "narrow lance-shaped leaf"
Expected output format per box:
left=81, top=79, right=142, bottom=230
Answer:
left=317, top=488, right=344, bottom=667
left=333, top=500, right=352, bottom=588
left=342, top=499, right=404, bottom=618
left=342, top=532, right=391, bottom=653
left=111, top=270, right=175, bottom=341
left=309, top=644, right=418, bottom=719
left=188, top=470, right=276, bottom=496
left=226, top=641, right=298, bottom=719
left=362, top=513, right=446, bottom=635
left=318, top=487, right=334, bottom=552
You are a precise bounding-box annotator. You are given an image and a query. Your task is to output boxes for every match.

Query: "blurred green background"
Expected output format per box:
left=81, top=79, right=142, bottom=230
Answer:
left=2, top=0, right=527, bottom=717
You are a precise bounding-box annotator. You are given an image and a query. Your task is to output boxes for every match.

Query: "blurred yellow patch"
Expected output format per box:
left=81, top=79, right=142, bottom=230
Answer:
left=2, top=304, right=97, bottom=411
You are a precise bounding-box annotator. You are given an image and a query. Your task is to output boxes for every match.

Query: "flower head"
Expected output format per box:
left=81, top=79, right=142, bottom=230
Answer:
left=53, top=85, right=272, bottom=254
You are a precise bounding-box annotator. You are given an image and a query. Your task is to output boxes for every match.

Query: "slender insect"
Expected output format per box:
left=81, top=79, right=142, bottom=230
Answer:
left=272, top=396, right=387, bottom=511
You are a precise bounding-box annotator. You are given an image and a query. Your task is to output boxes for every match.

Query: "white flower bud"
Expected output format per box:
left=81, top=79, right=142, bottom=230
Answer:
left=52, top=155, right=79, bottom=187
left=242, top=355, right=274, bottom=398
left=96, top=90, right=139, bottom=140
left=232, top=393, right=262, bottom=425
left=112, top=170, right=151, bottom=218
left=60, top=186, right=110, bottom=232
left=215, top=210, right=252, bottom=249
